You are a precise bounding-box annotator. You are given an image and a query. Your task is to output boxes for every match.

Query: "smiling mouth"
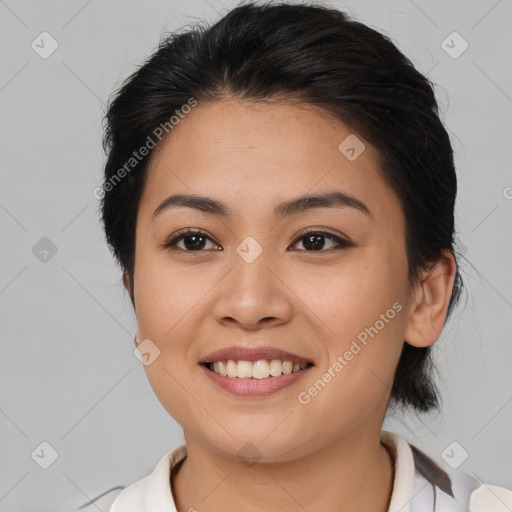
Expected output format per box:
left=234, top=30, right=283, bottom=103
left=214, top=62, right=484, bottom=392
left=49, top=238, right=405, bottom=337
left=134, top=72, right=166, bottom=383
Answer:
left=200, top=360, right=315, bottom=379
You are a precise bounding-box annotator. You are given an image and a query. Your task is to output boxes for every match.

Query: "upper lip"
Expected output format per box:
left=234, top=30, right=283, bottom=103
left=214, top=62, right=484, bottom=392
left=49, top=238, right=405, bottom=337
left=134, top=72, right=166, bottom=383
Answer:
left=198, top=346, right=314, bottom=365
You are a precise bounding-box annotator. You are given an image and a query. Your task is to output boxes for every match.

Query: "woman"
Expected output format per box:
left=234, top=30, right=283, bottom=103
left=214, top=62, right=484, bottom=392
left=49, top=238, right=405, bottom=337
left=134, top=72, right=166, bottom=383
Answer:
left=96, top=2, right=512, bottom=511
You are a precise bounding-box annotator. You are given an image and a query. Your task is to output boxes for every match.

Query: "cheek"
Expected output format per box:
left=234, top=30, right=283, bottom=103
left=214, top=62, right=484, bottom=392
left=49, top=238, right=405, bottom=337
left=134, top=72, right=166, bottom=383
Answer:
left=291, top=249, right=407, bottom=406
left=133, top=247, right=212, bottom=338
left=133, top=255, right=207, bottom=426
left=132, top=252, right=207, bottom=402
left=295, top=248, right=407, bottom=336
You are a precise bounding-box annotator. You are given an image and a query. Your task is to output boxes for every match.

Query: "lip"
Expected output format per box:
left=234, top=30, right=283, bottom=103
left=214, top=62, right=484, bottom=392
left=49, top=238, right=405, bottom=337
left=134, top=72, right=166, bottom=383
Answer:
left=199, top=363, right=314, bottom=397
left=198, top=346, right=314, bottom=365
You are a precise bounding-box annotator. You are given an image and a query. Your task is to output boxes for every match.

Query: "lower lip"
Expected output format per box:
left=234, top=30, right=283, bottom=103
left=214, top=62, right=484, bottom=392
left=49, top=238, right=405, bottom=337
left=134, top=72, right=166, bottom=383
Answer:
left=199, top=364, right=313, bottom=397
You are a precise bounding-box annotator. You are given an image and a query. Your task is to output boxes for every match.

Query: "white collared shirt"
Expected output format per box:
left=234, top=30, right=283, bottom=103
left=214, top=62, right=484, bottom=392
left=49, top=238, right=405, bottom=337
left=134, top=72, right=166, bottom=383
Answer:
left=81, top=430, right=512, bottom=511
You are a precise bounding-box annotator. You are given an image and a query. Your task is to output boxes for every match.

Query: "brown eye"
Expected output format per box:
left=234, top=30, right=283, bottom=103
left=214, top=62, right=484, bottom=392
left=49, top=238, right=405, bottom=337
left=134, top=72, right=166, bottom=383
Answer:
left=163, top=230, right=220, bottom=251
left=290, top=231, right=352, bottom=252
left=162, top=229, right=352, bottom=253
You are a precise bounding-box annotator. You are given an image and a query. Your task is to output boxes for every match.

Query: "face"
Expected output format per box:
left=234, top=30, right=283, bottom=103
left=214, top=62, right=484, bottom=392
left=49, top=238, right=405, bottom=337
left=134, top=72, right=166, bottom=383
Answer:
left=131, top=98, right=413, bottom=461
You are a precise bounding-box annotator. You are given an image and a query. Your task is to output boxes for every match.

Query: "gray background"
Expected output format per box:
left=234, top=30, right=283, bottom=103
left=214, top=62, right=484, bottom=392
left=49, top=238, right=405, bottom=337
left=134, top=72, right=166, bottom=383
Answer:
left=0, top=0, right=511, bottom=510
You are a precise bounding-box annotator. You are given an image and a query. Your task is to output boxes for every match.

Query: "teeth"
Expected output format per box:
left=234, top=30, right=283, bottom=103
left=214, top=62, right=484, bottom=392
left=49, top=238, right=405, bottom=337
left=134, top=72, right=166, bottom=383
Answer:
left=226, top=359, right=237, bottom=378
left=208, top=359, right=309, bottom=379
left=269, top=359, right=283, bottom=376
left=237, top=360, right=253, bottom=378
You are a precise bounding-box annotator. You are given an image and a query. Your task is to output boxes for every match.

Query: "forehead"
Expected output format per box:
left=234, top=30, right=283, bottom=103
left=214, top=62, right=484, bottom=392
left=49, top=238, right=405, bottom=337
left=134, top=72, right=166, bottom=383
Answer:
left=140, top=99, right=399, bottom=221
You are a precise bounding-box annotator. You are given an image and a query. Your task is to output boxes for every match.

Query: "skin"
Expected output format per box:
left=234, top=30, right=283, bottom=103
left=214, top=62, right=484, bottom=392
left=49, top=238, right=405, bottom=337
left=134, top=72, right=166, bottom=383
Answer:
left=124, top=98, right=456, bottom=512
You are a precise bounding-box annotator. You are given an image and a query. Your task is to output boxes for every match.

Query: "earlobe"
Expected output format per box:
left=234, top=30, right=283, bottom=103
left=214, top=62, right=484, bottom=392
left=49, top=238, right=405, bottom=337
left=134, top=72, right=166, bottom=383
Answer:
left=404, top=250, right=457, bottom=348
left=123, top=272, right=135, bottom=309
left=122, top=271, right=131, bottom=293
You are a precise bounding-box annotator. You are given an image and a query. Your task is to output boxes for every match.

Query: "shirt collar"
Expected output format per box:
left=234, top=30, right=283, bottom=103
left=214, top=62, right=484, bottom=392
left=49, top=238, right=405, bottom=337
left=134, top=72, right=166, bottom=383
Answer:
left=143, top=443, right=186, bottom=511
left=380, top=430, right=417, bottom=512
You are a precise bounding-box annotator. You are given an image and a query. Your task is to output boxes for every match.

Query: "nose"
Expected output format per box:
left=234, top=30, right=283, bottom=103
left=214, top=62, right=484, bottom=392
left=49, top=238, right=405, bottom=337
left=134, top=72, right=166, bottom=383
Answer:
left=212, top=248, right=294, bottom=331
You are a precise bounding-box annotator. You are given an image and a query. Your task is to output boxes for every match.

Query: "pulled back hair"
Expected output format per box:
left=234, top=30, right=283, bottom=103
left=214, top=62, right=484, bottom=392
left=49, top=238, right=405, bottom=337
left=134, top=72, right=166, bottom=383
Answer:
left=100, top=1, right=463, bottom=413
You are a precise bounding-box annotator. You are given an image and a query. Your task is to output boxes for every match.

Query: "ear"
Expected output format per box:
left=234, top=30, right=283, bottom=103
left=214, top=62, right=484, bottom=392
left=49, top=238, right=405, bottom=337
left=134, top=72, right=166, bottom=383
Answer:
left=123, top=271, right=135, bottom=309
left=404, top=249, right=457, bottom=348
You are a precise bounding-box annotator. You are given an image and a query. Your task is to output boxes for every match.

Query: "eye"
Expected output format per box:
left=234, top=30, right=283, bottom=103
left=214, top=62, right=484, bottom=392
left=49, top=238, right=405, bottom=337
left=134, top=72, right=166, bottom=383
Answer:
left=162, top=228, right=352, bottom=253
left=162, top=229, right=221, bottom=252
left=289, top=229, right=352, bottom=252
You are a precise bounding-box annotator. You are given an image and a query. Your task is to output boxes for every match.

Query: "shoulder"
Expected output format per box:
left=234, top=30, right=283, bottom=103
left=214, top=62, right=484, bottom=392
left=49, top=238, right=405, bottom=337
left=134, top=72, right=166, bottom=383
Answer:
left=77, top=486, right=125, bottom=511
left=408, top=437, right=512, bottom=511
left=381, top=430, right=512, bottom=512
left=77, top=474, right=152, bottom=512
left=420, top=466, right=512, bottom=512
left=109, top=474, right=150, bottom=511
left=412, top=464, right=512, bottom=511
left=109, top=443, right=187, bottom=512
left=79, top=444, right=186, bottom=512
left=468, top=481, right=512, bottom=511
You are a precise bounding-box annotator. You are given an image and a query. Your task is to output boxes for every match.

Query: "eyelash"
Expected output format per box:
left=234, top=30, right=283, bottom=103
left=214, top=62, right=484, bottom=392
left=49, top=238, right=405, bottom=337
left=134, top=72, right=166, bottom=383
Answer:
left=162, top=228, right=353, bottom=253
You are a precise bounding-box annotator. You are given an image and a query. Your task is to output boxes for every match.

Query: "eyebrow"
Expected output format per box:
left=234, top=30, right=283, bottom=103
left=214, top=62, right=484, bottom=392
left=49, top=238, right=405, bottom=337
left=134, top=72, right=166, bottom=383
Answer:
left=152, top=191, right=371, bottom=221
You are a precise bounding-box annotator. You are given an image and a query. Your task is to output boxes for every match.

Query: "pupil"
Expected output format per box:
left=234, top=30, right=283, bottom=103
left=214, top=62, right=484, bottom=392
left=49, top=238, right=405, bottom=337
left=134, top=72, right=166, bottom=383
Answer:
left=304, top=234, right=324, bottom=251
left=185, top=234, right=206, bottom=250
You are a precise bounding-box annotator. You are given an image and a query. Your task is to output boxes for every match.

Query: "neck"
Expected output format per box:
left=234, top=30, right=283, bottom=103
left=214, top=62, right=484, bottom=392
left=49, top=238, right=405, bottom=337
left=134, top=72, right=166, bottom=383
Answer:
left=172, top=427, right=394, bottom=512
